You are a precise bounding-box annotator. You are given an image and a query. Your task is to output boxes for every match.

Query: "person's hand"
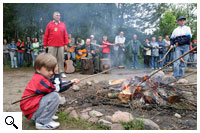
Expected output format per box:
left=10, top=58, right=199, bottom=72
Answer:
left=91, top=50, right=95, bottom=54
left=176, top=42, right=178, bottom=47
left=78, top=52, right=82, bottom=55
left=64, top=45, right=67, bottom=51
left=170, top=45, right=174, bottom=49
left=71, top=79, right=80, bottom=84
left=44, top=46, right=47, bottom=49
left=54, top=64, right=59, bottom=74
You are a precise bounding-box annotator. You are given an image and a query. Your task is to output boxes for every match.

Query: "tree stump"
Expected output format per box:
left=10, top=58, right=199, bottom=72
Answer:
left=81, top=57, right=94, bottom=74
left=100, top=58, right=111, bottom=74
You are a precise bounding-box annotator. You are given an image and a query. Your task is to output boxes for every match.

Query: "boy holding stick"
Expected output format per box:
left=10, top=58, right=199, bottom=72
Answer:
left=20, top=53, right=79, bottom=129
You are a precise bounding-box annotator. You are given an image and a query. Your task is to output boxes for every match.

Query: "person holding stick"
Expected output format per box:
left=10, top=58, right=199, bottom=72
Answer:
left=170, top=16, right=192, bottom=78
left=20, top=53, right=79, bottom=130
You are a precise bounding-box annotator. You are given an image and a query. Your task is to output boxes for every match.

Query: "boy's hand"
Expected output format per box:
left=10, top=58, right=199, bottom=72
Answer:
left=54, top=64, right=59, bottom=74
left=71, top=79, right=80, bottom=84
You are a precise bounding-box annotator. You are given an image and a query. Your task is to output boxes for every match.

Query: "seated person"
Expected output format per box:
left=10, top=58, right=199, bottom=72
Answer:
left=75, top=38, right=99, bottom=73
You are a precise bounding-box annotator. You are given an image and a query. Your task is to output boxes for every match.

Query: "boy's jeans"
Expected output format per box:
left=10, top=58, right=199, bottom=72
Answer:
left=151, top=56, right=158, bottom=69
left=173, top=45, right=189, bottom=78
left=9, top=52, right=17, bottom=67
left=17, top=52, right=24, bottom=67
left=158, top=52, right=165, bottom=68
left=31, top=92, right=60, bottom=124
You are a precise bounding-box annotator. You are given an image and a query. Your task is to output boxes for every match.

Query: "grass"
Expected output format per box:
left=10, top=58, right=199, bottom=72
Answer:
left=22, top=112, right=110, bottom=130
left=120, top=118, right=145, bottom=130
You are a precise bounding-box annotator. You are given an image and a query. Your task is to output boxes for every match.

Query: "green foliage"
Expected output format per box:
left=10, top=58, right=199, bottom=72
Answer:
left=158, top=11, right=176, bottom=37
left=121, top=118, right=145, bottom=130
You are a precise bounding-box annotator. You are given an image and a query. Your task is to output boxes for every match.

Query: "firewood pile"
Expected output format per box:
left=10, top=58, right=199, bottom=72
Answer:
left=93, top=71, right=197, bottom=110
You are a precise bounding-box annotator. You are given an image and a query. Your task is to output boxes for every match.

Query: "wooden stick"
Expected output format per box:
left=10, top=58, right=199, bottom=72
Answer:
left=160, top=71, right=197, bottom=88
left=138, top=46, right=197, bottom=86
left=157, top=46, right=173, bottom=63
left=11, top=67, right=116, bottom=105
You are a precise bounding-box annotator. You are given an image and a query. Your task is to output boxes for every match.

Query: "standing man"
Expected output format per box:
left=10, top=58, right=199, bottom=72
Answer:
left=127, top=34, right=141, bottom=69
left=25, top=37, right=32, bottom=67
left=170, top=16, right=192, bottom=78
left=114, top=31, right=126, bottom=67
left=158, top=36, right=165, bottom=68
left=44, top=11, right=68, bottom=78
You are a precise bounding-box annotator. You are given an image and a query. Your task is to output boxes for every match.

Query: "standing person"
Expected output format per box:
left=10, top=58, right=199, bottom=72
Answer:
left=163, top=35, right=172, bottom=67
left=3, top=39, right=9, bottom=65
left=20, top=53, right=80, bottom=130
left=191, top=40, right=197, bottom=67
left=127, top=34, right=142, bottom=69
left=8, top=39, right=18, bottom=68
left=158, top=36, right=165, bottom=68
left=31, top=38, right=39, bottom=67
left=43, top=11, right=68, bottom=78
left=25, top=37, right=32, bottom=67
left=39, top=34, right=45, bottom=54
left=114, top=31, right=126, bottom=67
left=101, top=35, right=115, bottom=58
left=143, top=38, right=152, bottom=69
left=16, top=38, right=25, bottom=67
left=150, top=37, right=159, bottom=70
left=170, top=16, right=192, bottom=78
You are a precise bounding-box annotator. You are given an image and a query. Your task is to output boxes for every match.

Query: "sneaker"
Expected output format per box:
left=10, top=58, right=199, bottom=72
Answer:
left=36, top=121, right=60, bottom=130
left=61, top=73, right=67, bottom=78
left=15, top=66, right=18, bottom=68
left=52, top=115, right=58, bottom=120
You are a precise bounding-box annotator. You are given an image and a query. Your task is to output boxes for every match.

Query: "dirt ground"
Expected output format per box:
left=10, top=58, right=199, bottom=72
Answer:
left=3, top=67, right=197, bottom=130
left=3, top=67, right=154, bottom=112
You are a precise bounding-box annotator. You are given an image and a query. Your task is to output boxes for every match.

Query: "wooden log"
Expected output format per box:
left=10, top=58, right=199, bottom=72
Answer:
left=81, top=57, right=94, bottom=74
left=100, top=58, right=111, bottom=73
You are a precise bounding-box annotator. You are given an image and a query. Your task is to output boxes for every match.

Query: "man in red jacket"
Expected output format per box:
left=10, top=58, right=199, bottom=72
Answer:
left=43, top=11, right=68, bottom=78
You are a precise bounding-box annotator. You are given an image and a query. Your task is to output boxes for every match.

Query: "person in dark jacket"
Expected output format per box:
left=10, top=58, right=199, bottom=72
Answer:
left=143, top=38, right=152, bottom=69
left=170, top=16, right=192, bottom=78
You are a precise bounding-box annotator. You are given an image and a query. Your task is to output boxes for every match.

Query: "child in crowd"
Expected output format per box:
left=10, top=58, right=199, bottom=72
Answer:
left=31, top=37, right=39, bottom=67
left=101, top=35, right=115, bottom=58
left=20, top=53, right=79, bottom=129
left=16, top=38, right=25, bottom=67
left=8, top=39, right=18, bottom=68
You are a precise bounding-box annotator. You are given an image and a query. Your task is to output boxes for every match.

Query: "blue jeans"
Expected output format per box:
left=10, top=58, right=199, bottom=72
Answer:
left=158, top=53, right=165, bottom=68
left=173, top=45, right=190, bottom=78
left=17, top=52, right=24, bottom=67
left=151, top=56, right=158, bottom=69
left=131, top=53, right=138, bottom=68
left=31, top=51, right=38, bottom=67
left=193, top=53, right=197, bottom=67
left=10, top=52, right=17, bottom=67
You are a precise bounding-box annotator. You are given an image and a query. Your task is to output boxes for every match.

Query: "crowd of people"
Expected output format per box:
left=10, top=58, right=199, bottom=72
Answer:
left=3, top=11, right=197, bottom=130
left=3, top=31, right=197, bottom=72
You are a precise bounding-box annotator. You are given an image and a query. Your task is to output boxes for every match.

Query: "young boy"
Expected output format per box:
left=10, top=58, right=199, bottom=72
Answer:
left=20, top=53, right=79, bottom=130
left=101, top=35, right=115, bottom=58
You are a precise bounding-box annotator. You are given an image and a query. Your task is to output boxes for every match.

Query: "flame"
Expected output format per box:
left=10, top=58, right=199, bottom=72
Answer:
left=154, top=91, right=159, bottom=96
left=137, top=85, right=142, bottom=91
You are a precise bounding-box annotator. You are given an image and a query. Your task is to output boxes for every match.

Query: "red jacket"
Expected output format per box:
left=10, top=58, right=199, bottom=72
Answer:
left=16, top=42, right=25, bottom=53
left=43, top=21, right=68, bottom=47
left=20, top=72, right=56, bottom=119
left=101, top=41, right=115, bottom=53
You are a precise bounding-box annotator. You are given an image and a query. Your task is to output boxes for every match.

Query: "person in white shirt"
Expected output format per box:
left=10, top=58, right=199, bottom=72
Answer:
left=114, top=31, right=126, bottom=66
left=170, top=16, right=192, bottom=78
